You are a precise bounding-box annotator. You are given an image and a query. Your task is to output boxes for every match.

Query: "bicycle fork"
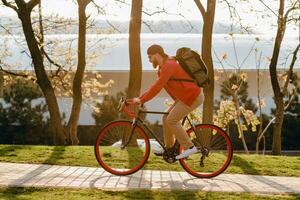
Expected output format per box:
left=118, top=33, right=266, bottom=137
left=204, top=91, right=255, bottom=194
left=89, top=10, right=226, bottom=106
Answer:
left=121, top=119, right=138, bottom=149
left=184, top=117, right=210, bottom=167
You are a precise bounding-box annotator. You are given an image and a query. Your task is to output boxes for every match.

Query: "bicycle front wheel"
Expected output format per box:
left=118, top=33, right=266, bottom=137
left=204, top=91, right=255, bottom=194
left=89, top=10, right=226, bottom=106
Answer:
left=180, top=124, right=233, bottom=178
left=94, top=120, right=150, bottom=176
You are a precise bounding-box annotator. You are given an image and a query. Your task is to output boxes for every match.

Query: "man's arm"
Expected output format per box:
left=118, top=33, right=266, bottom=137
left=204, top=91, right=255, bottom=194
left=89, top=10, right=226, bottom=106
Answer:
left=139, top=65, right=175, bottom=104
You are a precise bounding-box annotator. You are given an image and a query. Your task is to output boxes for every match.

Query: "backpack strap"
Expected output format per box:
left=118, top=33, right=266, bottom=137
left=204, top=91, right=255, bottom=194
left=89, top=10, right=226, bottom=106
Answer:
left=169, top=78, right=195, bottom=83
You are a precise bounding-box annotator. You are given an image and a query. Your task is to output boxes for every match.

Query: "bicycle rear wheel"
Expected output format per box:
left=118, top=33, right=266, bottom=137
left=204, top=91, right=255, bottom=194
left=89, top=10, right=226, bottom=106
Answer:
left=179, top=124, right=233, bottom=178
left=94, top=120, right=150, bottom=176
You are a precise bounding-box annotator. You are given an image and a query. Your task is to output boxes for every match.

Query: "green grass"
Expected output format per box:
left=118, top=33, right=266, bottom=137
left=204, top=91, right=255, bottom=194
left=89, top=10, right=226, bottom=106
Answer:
left=0, top=145, right=299, bottom=177
left=99, top=146, right=232, bottom=174
left=0, top=187, right=299, bottom=200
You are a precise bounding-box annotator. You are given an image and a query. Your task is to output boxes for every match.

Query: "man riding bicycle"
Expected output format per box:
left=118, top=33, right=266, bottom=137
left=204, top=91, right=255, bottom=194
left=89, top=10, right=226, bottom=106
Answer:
left=132, top=44, right=204, bottom=160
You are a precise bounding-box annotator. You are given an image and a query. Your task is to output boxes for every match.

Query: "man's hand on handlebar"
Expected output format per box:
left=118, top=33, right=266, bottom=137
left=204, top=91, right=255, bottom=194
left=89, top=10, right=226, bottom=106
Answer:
left=132, top=97, right=141, bottom=104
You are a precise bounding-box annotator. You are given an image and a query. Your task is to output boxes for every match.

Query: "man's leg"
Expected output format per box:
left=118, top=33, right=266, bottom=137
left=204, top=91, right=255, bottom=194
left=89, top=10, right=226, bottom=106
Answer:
left=165, top=94, right=203, bottom=150
left=162, top=101, right=177, bottom=149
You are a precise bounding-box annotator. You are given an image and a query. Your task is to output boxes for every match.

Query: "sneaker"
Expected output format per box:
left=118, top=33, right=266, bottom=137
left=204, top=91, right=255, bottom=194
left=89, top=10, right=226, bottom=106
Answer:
left=175, top=146, right=198, bottom=160
left=161, top=145, right=177, bottom=156
left=154, top=151, right=163, bottom=156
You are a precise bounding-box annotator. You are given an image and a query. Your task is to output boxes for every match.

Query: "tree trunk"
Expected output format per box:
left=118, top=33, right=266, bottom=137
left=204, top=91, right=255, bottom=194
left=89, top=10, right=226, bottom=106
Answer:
left=198, top=1, right=216, bottom=147
left=127, top=0, right=143, bottom=98
left=255, top=67, right=264, bottom=154
left=0, top=71, right=3, bottom=97
left=201, top=0, right=216, bottom=126
left=272, top=99, right=284, bottom=155
left=38, top=1, right=44, bottom=62
left=66, top=0, right=91, bottom=145
left=255, top=137, right=260, bottom=154
left=269, top=0, right=286, bottom=155
left=233, top=93, right=249, bottom=154
left=16, top=1, right=66, bottom=145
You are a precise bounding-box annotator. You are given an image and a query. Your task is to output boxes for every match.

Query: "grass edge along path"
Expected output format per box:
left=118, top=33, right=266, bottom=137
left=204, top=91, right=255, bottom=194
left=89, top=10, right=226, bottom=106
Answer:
left=0, top=145, right=299, bottom=177
left=0, top=187, right=299, bottom=200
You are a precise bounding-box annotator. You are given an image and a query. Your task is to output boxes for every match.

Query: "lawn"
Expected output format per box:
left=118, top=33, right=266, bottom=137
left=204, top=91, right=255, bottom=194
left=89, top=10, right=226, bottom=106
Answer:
left=0, top=187, right=299, bottom=200
left=0, top=145, right=299, bottom=177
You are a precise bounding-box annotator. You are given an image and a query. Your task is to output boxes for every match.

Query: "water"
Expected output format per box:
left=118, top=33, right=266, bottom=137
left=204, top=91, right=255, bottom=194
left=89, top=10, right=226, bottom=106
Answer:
left=1, top=33, right=299, bottom=124
left=1, top=33, right=299, bottom=71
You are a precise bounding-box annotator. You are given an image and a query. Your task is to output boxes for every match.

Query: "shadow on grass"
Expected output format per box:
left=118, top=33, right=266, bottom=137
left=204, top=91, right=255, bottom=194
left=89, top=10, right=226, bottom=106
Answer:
left=0, top=187, right=197, bottom=200
left=1, top=145, right=66, bottom=199
left=229, top=155, right=300, bottom=194
left=291, top=194, right=300, bottom=199
left=42, top=146, right=66, bottom=165
left=231, top=154, right=262, bottom=175
left=122, top=190, right=199, bottom=200
left=0, top=187, right=43, bottom=200
left=0, top=187, right=299, bottom=200
left=0, top=145, right=25, bottom=157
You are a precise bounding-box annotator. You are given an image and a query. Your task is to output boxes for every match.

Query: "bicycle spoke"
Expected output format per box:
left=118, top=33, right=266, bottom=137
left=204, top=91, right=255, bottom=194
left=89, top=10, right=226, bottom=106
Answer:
left=179, top=124, right=233, bottom=178
left=94, top=121, right=150, bottom=176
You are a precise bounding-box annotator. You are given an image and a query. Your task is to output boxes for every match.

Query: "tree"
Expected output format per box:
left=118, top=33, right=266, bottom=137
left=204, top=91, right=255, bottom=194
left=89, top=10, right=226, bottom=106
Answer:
left=92, top=91, right=126, bottom=128
left=0, top=71, right=3, bottom=97
left=66, top=0, right=91, bottom=145
left=266, top=0, right=299, bottom=155
left=282, top=78, right=300, bottom=150
left=194, top=0, right=216, bottom=127
left=1, top=0, right=67, bottom=144
left=1, top=0, right=114, bottom=145
left=127, top=0, right=143, bottom=98
left=0, top=77, right=49, bottom=144
left=214, top=73, right=260, bottom=153
left=254, top=50, right=271, bottom=154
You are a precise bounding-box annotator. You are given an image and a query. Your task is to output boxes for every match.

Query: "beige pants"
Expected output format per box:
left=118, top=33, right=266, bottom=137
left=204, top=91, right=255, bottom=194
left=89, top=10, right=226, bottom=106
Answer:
left=162, top=94, right=204, bottom=150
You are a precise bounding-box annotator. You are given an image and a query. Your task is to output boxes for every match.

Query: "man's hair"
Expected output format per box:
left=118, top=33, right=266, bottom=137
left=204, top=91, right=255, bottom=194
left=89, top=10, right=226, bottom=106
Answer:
left=147, top=44, right=168, bottom=58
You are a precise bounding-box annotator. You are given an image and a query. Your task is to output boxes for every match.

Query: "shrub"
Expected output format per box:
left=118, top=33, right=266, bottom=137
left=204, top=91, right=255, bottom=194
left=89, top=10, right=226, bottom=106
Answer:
left=0, top=78, right=50, bottom=144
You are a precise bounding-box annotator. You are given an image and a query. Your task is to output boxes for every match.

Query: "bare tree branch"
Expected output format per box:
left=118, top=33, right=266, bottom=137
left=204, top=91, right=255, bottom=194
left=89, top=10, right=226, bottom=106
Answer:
left=222, top=0, right=253, bottom=33
left=142, top=21, right=154, bottom=33
left=257, top=91, right=295, bottom=145
left=283, top=42, right=300, bottom=94
left=90, top=0, right=122, bottom=33
left=27, top=0, right=40, bottom=11
left=212, top=48, right=230, bottom=82
left=41, top=48, right=66, bottom=78
left=257, top=117, right=275, bottom=143
left=287, top=16, right=300, bottom=23
left=113, top=0, right=130, bottom=6
left=1, top=0, right=19, bottom=13
left=0, top=64, right=29, bottom=78
left=142, top=9, right=167, bottom=16
left=0, top=24, right=28, bottom=52
left=194, top=0, right=206, bottom=19
left=257, top=0, right=278, bottom=17
left=240, top=40, right=258, bottom=67
left=284, top=3, right=299, bottom=21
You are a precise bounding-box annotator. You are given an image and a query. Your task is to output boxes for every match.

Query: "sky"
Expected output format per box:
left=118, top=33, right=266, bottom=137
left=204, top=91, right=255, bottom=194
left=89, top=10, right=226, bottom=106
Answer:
left=0, top=0, right=299, bottom=35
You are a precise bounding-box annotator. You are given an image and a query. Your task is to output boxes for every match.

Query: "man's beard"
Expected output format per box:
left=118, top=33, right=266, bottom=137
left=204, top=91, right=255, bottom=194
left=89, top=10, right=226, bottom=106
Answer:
left=152, top=60, right=158, bottom=69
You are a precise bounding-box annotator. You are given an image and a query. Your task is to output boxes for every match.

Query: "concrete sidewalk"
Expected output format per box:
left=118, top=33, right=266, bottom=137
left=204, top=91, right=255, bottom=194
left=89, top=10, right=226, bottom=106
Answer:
left=0, top=162, right=299, bottom=194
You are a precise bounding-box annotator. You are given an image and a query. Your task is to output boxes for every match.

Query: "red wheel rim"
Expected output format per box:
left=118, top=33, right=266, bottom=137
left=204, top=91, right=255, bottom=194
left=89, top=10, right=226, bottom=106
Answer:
left=95, top=121, right=150, bottom=176
left=179, top=124, right=232, bottom=178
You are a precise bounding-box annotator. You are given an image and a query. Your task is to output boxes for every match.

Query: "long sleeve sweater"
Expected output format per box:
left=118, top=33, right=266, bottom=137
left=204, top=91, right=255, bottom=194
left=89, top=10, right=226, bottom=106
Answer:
left=139, top=59, right=201, bottom=106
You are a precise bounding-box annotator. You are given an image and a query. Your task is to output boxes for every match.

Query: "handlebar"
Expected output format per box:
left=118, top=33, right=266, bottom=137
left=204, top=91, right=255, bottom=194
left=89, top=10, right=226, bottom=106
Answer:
left=118, top=97, right=141, bottom=118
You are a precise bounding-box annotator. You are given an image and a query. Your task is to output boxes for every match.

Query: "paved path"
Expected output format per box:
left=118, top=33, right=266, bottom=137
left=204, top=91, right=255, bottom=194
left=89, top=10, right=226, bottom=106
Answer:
left=0, top=162, right=299, bottom=194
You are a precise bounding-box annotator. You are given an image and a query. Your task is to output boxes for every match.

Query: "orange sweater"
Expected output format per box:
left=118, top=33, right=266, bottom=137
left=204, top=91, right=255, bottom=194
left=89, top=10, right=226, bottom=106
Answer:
left=139, top=59, right=201, bottom=106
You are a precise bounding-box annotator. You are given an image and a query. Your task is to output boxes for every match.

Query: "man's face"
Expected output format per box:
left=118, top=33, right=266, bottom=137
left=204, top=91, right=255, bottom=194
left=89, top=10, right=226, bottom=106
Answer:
left=148, top=54, right=159, bottom=69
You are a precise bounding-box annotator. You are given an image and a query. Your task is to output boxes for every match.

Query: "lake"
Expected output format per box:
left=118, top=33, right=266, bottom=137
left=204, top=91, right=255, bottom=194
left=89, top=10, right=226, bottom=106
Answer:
left=1, top=33, right=299, bottom=71
left=1, top=33, right=299, bottom=124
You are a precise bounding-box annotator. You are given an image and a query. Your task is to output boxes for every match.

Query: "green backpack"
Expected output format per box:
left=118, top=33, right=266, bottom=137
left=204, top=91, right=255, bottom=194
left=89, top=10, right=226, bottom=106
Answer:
left=172, top=47, right=209, bottom=87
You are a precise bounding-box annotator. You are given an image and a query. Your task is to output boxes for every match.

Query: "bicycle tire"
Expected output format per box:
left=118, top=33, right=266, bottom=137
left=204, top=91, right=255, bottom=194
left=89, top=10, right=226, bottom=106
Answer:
left=179, top=124, right=233, bottom=178
left=94, top=120, right=150, bottom=176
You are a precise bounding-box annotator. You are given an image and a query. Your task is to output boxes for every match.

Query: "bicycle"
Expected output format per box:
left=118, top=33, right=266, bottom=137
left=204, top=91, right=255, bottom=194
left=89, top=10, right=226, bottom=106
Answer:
left=94, top=98, right=233, bottom=178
